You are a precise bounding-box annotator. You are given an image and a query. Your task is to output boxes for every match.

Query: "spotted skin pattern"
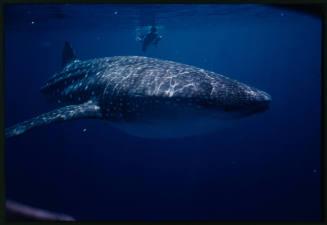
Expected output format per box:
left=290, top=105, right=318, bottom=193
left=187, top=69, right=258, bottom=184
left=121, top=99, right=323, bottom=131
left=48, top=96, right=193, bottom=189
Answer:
left=6, top=56, right=271, bottom=139
left=5, top=101, right=101, bottom=139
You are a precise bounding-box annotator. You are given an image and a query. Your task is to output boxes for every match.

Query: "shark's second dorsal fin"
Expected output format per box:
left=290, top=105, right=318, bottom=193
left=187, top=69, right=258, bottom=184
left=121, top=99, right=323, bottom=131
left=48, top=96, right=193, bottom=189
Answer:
left=62, top=41, right=78, bottom=68
left=5, top=101, right=102, bottom=140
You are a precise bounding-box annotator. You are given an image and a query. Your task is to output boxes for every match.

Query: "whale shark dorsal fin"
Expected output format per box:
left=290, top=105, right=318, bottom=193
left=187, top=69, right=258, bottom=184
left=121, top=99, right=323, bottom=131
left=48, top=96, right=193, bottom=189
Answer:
left=5, top=101, right=102, bottom=140
left=62, top=41, right=78, bottom=68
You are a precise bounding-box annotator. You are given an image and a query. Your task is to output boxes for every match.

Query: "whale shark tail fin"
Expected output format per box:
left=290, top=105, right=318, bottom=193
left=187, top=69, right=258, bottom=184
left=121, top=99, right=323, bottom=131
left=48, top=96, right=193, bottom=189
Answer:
left=5, top=101, right=102, bottom=140
left=62, top=41, right=78, bottom=68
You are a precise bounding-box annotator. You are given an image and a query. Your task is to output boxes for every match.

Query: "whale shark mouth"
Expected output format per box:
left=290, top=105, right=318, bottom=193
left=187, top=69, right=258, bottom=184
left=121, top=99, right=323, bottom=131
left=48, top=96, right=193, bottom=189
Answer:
left=242, top=90, right=271, bottom=116
left=249, top=103, right=270, bottom=114
left=242, top=101, right=270, bottom=116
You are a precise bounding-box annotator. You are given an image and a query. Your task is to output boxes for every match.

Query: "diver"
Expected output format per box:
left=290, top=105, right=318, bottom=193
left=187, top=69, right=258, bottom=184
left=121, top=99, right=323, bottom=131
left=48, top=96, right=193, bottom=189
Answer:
left=142, top=26, right=162, bottom=52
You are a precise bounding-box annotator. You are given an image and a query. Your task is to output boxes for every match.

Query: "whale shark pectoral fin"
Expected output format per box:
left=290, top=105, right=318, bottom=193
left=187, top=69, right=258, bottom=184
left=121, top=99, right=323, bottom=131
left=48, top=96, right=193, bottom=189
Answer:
left=5, top=101, right=102, bottom=140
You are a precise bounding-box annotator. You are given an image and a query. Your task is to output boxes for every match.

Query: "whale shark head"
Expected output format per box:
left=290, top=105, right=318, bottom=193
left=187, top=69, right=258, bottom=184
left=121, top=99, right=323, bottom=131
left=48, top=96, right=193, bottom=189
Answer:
left=136, top=70, right=272, bottom=121
left=206, top=78, right=271, bottom=119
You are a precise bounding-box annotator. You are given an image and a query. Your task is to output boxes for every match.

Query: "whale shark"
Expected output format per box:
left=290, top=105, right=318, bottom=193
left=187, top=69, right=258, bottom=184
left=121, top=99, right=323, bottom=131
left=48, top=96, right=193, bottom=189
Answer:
left=5, top=42, right=271, bottom=139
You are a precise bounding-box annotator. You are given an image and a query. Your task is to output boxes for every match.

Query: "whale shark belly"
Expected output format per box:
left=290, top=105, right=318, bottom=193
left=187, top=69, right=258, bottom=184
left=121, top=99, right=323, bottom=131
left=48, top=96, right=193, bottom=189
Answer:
left=108, top=103, right=233, bottom=138
left=110, top=118, right=230, bottom=138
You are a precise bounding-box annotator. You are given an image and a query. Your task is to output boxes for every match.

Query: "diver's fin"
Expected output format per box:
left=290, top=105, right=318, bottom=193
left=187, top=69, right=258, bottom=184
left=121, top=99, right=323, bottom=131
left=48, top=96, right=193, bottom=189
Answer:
left=5, top=101, right=102, bottom=140
left=62, top=41, right=78, bottom=68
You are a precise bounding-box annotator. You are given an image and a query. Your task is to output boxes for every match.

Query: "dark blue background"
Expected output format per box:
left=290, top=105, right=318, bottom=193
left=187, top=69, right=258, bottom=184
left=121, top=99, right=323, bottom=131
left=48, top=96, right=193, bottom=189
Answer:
left=4, top=4, right=322, bottom=221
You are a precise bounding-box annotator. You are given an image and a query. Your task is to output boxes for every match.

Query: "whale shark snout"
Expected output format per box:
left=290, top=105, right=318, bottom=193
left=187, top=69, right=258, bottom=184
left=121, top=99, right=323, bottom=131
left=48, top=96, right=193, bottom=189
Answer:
left=252, top=90, right=271, bottom=109
left=239, top=89, right=271, bottom=117
left=208, top=81, right=271, bottom=119
left=255, top=90, right=271, bottom=103
left=252, top=90, right=271, bottom=111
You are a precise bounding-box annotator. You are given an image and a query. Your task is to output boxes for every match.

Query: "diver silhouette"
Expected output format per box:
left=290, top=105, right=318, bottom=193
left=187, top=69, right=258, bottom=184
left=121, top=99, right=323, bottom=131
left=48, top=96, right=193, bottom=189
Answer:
left=142, top=26, right=162, bottom=52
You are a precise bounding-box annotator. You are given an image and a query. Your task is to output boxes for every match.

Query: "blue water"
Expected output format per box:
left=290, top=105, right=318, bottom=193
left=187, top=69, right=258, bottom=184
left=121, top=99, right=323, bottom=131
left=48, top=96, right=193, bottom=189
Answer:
left=4, top=4, right=322, bottom=221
